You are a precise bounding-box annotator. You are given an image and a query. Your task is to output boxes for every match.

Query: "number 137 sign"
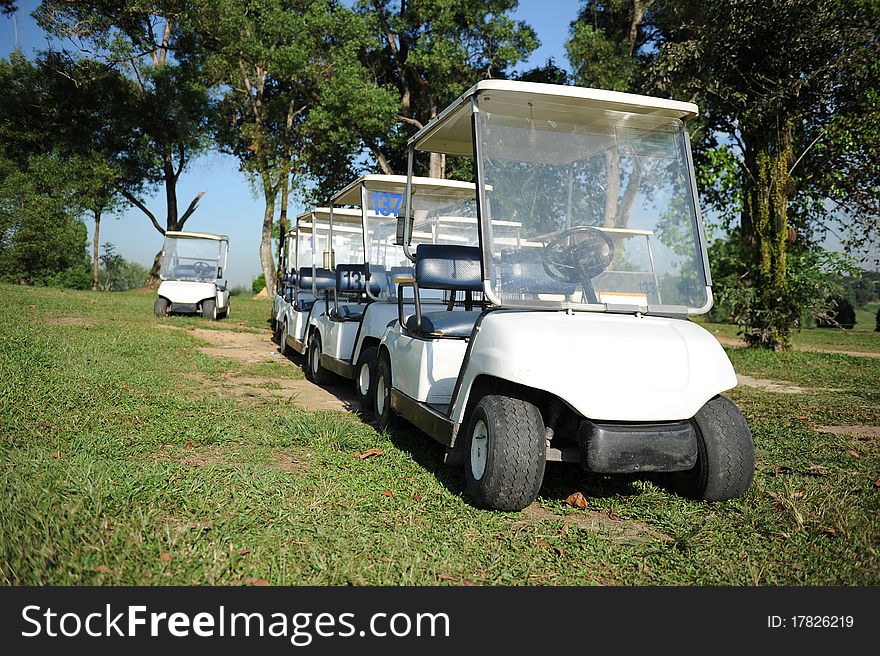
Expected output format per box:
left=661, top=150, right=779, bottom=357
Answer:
left=371, top=192, right=403, bottom=217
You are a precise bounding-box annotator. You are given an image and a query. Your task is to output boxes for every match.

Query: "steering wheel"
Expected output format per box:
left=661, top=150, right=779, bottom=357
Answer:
left=193, top=261, right=211, bottom=277
left=540, top=226, right=615, bottom=303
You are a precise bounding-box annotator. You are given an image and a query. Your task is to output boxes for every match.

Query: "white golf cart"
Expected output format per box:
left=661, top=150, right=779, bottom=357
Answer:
left=307, top=174, right=490, bottom=405
left=271, top=227, right=297, bottom=341
left=373, top=80, right=755, bottom=511
left=154, top=231, right=230, bottom=320
left=278, top=207, right=362, bottom=360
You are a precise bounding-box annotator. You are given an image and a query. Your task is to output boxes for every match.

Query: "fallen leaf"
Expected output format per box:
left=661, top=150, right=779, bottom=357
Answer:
left=94, top=565, right=114, bottom=574
left=160, top=552, right=171, bottom=563
left=795, top=415, right=809, bottom=420
left=608, top=508, right=620, bottom=520
left=772, top=465, right=793, bottom=476
left=848, top=449, right=861, bottom=458
left=49, top=451, right=65, bottom=459
left=803, top=466, right=829, bottom=477
left=39, top=422, right=51, bottom=430
left=413, top=495, right=423, bottom=502
left=382, top=490, right=394, bottom=497
left=820, top=526, right=837, bottom=537
left=405, top=476, right=416, bottom=481
left=537, top=540, right=566, bottom=556
left=791, top=491, right=805, bottom=498
left=437, top=574, right=458, bottom=582
left=338, top=465, right=349, bottom=470
left=28, top=304, right=36, bottom=309
left=238, top=547, right=251, bottom=556
left=564, top=491, right=588, bottom=509
left=378, top=557, right=393, bottom=564
left=873, top=479, right=880, bottom=488
left=184, top=440, right=194, bottom=448
left=164, top=444, right=174, bottom=450
left=462, top=578, right=474, bottom=586
left=357, top=448, right=384, bottom=460
left=536, top=540, right=551, bottom=548
left=243, top=578, right=269, bottom=586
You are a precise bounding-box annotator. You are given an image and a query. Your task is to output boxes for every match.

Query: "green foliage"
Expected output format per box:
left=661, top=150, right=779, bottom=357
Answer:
left=251, top=272, right=266, bottom=294
left=97, top=243, right=149, bottom=291
left=0, top=154, right=92, bottom=287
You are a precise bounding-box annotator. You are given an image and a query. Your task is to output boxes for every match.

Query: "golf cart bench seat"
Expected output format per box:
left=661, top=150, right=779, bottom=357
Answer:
left=298, top=267, right=335, bottom=291
left=405, top=310, right=481, bottom=338
left=400, top=244, right=483, bottom=339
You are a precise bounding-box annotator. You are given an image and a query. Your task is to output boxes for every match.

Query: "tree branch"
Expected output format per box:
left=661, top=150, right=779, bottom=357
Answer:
left=115, top=186, right=165, bottom=235
left=178, top=191, right=205, bottom=227
left=397, top=114, right=423, bottom=130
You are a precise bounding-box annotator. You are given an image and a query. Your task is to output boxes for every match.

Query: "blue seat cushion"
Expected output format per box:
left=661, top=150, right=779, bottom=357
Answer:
left=415, top=244, right=482, bottom=291
left=405, top=310, right=481, bottom=338
left=334, top=305, right=365, bottom=322
left=298, top=267, right=335, bottom=290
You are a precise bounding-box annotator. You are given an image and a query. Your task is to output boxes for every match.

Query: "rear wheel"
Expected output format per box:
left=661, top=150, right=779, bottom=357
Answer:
left=665, top=395, right=755, bottom=501
left=153, top=297, right=169, bottom=317
left=202, top=299, right=217, bottom=320
left=355, top=346, right=378, bottom=415
left=464, top=395, right=546, bottom=512
left=306, top=332, right=339, bottom=385
left=374, top=351, right=398, bottom=430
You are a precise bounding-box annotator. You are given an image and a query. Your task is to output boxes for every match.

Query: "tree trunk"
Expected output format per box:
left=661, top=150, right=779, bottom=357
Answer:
left=92, top=208, right=101, bottom=291
left=739, top=125, right=795, bottom=350
left=259, top=178, right=278, bottom=291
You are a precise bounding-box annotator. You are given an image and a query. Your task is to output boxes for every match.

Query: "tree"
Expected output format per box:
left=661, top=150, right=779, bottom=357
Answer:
left=648, top=0, right=880, bottom=349
left=36, top=1, right=213, bottom=285
left=194, top=0, right=396, bottom=286
left=352, top=0, right=539, bottom=177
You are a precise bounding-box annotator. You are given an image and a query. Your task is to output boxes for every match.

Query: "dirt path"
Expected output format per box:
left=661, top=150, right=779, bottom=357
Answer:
left=185, top=327, right=357, bottom=413
left=715, top=335, right=880, bottom=359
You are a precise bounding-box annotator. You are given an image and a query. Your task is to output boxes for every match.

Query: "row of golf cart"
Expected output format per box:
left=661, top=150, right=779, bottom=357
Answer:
left=271, top=80, right=755, bottom=511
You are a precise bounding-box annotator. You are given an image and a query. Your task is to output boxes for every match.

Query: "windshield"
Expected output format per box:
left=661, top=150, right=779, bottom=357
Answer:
left=477, top=108, right=709, bottom=312
left=327, top=214, right=366, bottom=266
left=160, top=236, right=224, bottom=282
left=363, top=185, right=479, bottom=300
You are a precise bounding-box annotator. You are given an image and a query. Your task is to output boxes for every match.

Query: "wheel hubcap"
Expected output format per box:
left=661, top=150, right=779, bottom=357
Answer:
left=471, top=420, right=488, bottom=480
left=358, top=362, right=370, bottom=396
left=311, top=344, right=319, bottom=374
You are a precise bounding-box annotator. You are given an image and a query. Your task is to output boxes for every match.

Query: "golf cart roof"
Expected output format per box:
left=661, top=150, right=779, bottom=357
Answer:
left=410, top=80, right=700, bottom=156
left=165, top=230, right=229, bottom=242
left=295, top=207, right=362, bottom=224
left=331, top=174, right=477, bottom=206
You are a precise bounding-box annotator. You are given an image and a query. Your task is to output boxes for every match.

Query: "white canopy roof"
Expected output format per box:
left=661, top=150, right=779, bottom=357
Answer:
left=410, top=80, right=700, bottom=156
left=331, top=174, right=477, bottom=206
left=295, top=207, right=362, bottom=224
left=165, top=230, right=228, bottom=242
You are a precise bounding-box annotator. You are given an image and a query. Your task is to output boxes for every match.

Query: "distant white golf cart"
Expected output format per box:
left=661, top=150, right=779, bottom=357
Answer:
left=277, top=207, right=362, bottom=360
left=306, top=175, right=491, bottom=404
left=373, top=80, right=755, bottom=511
left=154, top=231, right=230, bottom=320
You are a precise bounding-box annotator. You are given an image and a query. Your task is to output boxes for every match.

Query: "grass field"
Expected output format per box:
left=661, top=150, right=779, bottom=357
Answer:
left=1, top=284, right=878, bottom=585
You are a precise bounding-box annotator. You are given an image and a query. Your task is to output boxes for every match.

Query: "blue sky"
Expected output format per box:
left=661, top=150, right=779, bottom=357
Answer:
left=1, top=0, right=582, bottom=286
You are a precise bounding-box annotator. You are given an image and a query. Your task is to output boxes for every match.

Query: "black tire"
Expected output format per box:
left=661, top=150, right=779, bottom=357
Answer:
left=271, top=317, right=282, bottom=344
left=374, top=351, right=398, bottom=430
left=306, top=332, right=340, bottom=385
left=279, top=320, right=293, bottom=357
left=665, top=395, right=755, bottom=501
left=463, top=395, right=546, bottom=512
left=355, top=346, right=378, bottom=414
left=202, top=299, right=217, bottom=320
left=153, top=297, right=169, bottom=317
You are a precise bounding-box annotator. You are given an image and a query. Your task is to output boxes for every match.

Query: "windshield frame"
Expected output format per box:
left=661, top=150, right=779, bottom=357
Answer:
left=405, top=91, right=713, bottom=316
left=159, top=233, right=228, bottom=283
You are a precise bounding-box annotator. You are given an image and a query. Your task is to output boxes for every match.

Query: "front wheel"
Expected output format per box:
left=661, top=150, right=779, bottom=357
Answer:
left=665, top=395, right=755, bottom=501
left=153, top=297, right=169, bottom=317
left=279, top=320, right=293, bottom=357
left=355, top=346, right=378, bottom=415
left=306, top=332, right=339, bottom=385
left=202, top=299, right=217, bottom=320
left=464, top=395, right=546, bottom=512
left=374, top=351, right=398, bottom=431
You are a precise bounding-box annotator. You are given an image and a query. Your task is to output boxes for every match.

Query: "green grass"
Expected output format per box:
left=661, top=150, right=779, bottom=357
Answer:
left=1, top=284, right=878, bottom=585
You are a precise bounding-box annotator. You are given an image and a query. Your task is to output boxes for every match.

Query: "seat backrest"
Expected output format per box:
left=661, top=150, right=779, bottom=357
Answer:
left=282, top=270, right=297, bottom=286
left=335, top=264, right=381, bottom=296
left=500, top=248, right=576, bottom=296
left=414, top=244, right=482, bottom=291
left=298, top=267, right=335, bottom=290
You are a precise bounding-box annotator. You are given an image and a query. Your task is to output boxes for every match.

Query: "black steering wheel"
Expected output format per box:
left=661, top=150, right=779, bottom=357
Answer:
left=192, top=261, right=211, bottom=277
left=540, top=226, right=615, bottom=303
